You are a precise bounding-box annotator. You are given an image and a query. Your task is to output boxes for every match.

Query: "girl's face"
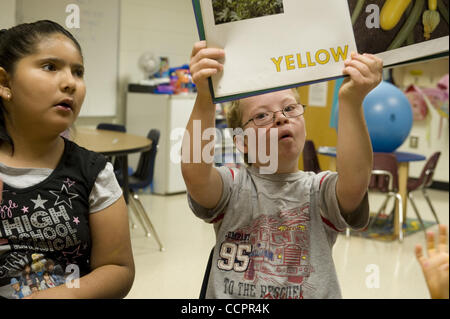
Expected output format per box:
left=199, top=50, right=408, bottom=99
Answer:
left=239, top=89, right=306, bottom=173
left=5, top=33, right=85, bottom=136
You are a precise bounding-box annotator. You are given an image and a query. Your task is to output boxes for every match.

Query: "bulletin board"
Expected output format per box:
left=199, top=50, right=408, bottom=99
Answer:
left=16, top=0, right=120, bottom=117
left=297, top=83, right=338, bottom=171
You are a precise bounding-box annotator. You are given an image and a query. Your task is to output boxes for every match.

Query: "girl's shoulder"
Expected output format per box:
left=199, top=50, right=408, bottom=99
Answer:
left=63, top=138, right=107, bottom=171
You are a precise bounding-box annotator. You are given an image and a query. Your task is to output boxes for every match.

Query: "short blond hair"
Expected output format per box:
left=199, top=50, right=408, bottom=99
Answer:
left=225, top=88, right=301, bottom=164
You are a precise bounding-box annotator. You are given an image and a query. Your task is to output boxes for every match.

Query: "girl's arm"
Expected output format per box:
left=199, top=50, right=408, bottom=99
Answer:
left=26, top=196, right=135, bottom=299
left=336, top=52, right=383, bottom=214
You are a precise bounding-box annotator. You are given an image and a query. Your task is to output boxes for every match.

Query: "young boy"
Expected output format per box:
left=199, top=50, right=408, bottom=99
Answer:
left=182, top=41, right=383, bottom=299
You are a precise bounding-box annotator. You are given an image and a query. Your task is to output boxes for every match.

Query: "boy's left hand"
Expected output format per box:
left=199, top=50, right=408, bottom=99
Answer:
left=339, top=52, right=383, bottom=106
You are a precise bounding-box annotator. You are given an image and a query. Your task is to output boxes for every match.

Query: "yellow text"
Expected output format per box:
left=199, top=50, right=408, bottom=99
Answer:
left=271, top=45, right=349, bottom=72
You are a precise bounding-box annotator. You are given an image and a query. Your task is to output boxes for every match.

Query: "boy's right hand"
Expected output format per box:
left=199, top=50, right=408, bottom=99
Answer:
left=189, top=41, right=225, bottom=99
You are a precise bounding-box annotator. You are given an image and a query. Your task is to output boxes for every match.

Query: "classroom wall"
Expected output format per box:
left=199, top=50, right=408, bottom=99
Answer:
left=76, top=0, right=199, bottom=127
left=16, top=0, right=120, bottom=117
left=393, top=58, right=449, bottom=183
left=0, top=0, right=16, bottom=29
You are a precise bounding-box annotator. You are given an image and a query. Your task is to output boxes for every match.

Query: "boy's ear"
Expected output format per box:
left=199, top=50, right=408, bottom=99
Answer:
left=0, top=67, right=12, bottom=101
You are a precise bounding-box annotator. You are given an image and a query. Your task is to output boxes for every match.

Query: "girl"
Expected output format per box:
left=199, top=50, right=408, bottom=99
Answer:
left=0, top=20, right=134, bottom=299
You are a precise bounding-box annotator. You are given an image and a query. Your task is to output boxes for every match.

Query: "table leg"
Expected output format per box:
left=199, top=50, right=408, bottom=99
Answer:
left=121, top=155, right=130, bottom=204
left=395, top=162, right=409, bottom=237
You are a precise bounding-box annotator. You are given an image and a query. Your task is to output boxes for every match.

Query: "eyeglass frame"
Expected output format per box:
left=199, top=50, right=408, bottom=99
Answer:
left=241, top=103, right=307, bottom=128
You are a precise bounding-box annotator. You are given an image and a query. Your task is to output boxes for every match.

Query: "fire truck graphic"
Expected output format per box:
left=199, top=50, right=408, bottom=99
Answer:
left=223, top=205, right=312, bottom=285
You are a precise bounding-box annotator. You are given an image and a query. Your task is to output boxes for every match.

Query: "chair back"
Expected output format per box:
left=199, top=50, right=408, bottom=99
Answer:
left=302, top=140, right=321, bottom=173
left=419, top=152, right=441, bottom=188
left=132, top=129, right=160, bottom=189
left=96, top=123, right=127, bottom=171
left=369, top=153, right=399, bottom=192
left=97, top=123, right=126, bottom=132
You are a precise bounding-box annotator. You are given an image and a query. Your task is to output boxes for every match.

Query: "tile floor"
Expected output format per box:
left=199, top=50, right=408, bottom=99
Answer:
left=125, top=188, right=449, bottom=299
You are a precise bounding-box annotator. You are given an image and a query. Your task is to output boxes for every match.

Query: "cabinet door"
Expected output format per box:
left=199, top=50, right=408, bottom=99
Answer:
left=166, top=96, right=196, bottom=193
left=126, top=93, right=169, bottom=194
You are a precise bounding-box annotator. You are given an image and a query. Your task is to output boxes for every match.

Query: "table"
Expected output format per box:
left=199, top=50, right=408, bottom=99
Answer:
left=317, top=147, right=426, bottom=237
left=73, top=127, right=152, bottom=203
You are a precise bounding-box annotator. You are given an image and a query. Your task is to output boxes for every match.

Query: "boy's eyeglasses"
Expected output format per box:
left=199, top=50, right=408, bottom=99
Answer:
left=242, top=104, right=306, bottom=128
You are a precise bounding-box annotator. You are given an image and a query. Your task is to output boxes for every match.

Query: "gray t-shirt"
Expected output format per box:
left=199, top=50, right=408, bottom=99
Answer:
left=188, top=165, right=369, bottom=299
left=0, top=162, right=122, bottom=213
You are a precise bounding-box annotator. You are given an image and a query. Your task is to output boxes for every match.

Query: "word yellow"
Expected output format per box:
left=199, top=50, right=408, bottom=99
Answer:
left=271, top=45, right=349, bottom=72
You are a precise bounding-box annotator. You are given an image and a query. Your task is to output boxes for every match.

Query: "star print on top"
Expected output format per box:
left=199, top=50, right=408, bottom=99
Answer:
left=0, top=138, right=109, bottom=299
left=31, top=194, right=48, bottom=210
left=49, top=184, right=79, bottom=209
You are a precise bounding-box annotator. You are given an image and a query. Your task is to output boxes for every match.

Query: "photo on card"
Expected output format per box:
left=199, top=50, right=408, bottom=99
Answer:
left=212, top=0, right=284, bottom=25
left=348, top=0, right=449, bottom=54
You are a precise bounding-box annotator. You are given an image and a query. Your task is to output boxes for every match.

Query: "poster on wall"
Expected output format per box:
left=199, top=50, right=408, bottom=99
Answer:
left=192, top=0, right=449, bottom=103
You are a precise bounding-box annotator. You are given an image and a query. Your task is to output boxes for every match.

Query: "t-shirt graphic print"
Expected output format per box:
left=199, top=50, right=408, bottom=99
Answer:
left=217, top=205, right=313, bottom=299
left=0, top=139, right=106, bottom=299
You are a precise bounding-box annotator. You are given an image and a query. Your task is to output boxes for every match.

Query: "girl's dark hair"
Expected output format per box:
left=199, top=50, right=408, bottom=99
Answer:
left=0, top=20, right=82, bottom=152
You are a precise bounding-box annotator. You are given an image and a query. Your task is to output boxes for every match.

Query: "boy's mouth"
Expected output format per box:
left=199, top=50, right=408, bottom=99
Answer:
left=278, top=131, right=293, bottom=141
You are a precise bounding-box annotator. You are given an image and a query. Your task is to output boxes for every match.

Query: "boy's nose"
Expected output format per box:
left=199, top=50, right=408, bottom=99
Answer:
left=274, top=111, right=289, bottom=126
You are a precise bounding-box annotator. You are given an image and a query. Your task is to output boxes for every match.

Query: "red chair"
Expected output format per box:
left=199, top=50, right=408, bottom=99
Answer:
left=368, top=153, right=404, bottom=242
left=407, top=152, right=441, bottom=232
left=302, top=140, right=321, bottom=173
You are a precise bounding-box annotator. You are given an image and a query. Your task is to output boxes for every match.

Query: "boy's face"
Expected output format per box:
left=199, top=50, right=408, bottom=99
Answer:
left=239, top=89, right=306, bottom=173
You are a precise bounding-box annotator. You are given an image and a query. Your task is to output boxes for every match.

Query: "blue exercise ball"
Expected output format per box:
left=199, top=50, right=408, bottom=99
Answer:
left=363, top=81, right=413, bottom=152
left=332, top=81, right=413, bottom=153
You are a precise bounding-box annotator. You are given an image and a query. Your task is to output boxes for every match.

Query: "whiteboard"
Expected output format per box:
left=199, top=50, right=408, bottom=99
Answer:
left=16, top=0, right=120, bottom=117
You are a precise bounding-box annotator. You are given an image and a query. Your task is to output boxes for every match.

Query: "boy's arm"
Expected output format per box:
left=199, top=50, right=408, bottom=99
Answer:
left=336, top=52, right=383, bottom=214
left=181, top=41, right=225, bottom=209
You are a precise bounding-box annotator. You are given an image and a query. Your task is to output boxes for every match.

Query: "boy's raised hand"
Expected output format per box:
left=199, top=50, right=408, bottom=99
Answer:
left=415, top=224, right=449, bottom=299
left=339, top=52, right=383, bottom=106
left=189, top=41, right=225, bottom=99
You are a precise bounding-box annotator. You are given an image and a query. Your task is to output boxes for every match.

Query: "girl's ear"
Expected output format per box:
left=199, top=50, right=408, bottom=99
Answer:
left=0, top=67, right=12, bottom=101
